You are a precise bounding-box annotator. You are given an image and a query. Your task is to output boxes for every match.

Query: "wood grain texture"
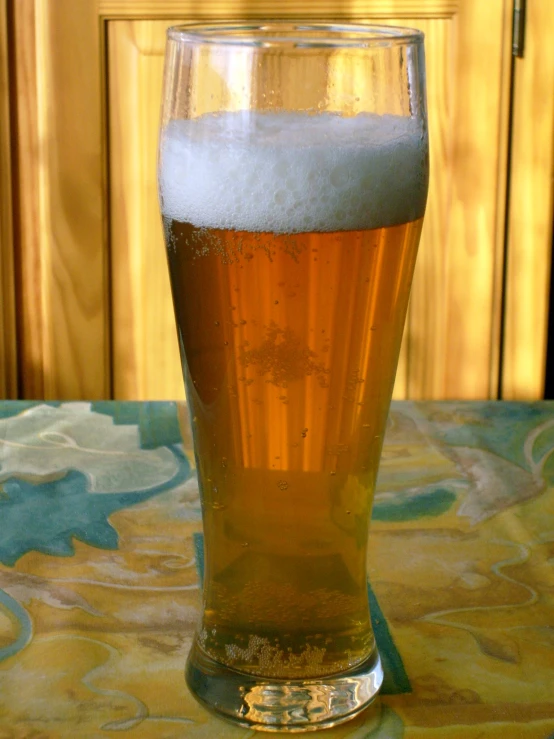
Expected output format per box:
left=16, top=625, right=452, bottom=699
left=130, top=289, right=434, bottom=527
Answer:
left=406, top=1, right=512, bottom=398
left=0, top=0, right=17, bottom=398
left=401, top=17, right=451, bottom=399
left=109, top=20, right=185, bottom=400
left=502, top=0, right=554, bottom=399
left=11, top=0, right=44, bottom=397
left=99, top=0, right=459, bottom=19
left=13, top=0, right=109, bottom=399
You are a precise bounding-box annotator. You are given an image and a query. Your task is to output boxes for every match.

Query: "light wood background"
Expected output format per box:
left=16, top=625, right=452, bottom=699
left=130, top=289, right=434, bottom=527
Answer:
left=109, top=21, right=184, bottom=400
left=6, top=0, right=554, bottom=401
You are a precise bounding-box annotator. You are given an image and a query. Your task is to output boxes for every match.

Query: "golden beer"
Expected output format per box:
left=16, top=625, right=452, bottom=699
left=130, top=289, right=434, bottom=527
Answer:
left=164, top=218, right=422, bottom=677
left=160, top=108, right=427, bottom=679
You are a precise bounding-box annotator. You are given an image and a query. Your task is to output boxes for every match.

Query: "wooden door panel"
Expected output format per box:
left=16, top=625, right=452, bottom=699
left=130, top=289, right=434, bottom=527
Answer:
left=108, top=0, right=510, bottom=400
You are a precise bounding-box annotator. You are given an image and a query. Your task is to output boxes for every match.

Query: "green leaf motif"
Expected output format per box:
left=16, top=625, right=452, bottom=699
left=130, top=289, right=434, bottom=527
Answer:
left=372, top=488, right=456, bottom=522
left=0, top=446, right=190, bottom=567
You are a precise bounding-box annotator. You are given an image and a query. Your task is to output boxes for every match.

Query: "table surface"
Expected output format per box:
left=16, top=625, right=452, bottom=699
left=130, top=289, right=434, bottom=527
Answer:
left=0, top=400, right=553, bottom=738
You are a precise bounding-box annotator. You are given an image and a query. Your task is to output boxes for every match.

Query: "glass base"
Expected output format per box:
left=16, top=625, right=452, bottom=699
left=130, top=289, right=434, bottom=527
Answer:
left=185, top=641, right=383, bottom=732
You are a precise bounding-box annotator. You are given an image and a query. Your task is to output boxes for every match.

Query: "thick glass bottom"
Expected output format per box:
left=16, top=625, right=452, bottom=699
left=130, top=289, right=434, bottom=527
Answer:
left=185, top=641, right=383, bottom=732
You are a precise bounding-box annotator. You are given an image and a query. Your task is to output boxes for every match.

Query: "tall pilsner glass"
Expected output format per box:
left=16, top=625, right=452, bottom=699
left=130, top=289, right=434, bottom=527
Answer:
left=158, top=22, right=428, bottom=732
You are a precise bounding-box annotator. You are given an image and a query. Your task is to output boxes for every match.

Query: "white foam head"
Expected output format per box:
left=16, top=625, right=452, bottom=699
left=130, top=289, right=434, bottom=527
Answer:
left=159, top=111, right=428, bottom=233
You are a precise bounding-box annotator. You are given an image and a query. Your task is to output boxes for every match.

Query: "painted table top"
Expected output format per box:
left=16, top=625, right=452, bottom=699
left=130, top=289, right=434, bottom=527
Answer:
left=0, top=400, right=553, bottom=738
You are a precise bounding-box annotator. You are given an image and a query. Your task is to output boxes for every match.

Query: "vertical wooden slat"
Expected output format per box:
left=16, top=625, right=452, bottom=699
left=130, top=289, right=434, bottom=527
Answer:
left=401, top=17, right=453, bottom=398
left=12, top=0, right=109, bottom=399
left=502, top=0, right=554, bottom=399
left=11, top=0, right=43, bottom=397
left=407, top=1, right=512, bottom=399
left=109, top=20, right=185, bottom=400
left=0, top=0, right=17, bottom=398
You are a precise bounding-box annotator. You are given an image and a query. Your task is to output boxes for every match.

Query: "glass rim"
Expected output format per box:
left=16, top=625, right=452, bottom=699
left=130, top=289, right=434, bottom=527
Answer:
left=166, top=21, right=424, bottom=48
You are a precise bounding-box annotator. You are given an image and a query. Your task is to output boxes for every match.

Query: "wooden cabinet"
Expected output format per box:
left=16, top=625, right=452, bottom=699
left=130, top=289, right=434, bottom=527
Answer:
left=4, top=0, right=554, bottom=401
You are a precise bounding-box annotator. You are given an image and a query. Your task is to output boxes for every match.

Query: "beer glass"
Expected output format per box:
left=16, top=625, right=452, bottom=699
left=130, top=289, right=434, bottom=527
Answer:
left=158, top=22, right=428, bottom=731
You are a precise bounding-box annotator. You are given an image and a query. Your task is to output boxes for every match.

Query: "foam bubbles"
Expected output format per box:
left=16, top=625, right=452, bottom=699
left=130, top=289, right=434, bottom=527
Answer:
left=159, top=111, right=428, bottom=234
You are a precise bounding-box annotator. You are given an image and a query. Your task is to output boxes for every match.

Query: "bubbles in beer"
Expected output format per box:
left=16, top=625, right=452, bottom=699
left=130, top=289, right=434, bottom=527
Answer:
left=201, top=577, right=374, bottom=677
left=222, top=635, right=332, bottom=678
left=160, top=111, right=428, bottom=234
left=241, top=322, right=329, bottom=387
